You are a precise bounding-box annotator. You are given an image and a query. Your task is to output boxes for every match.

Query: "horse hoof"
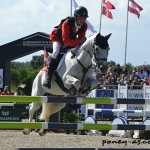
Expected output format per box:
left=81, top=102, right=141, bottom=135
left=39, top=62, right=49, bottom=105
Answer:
left=68, top=87, right=77, bottom=95
left=23, top=129, right=31, bottom=135
left=39, top=129, right=47, bottom=136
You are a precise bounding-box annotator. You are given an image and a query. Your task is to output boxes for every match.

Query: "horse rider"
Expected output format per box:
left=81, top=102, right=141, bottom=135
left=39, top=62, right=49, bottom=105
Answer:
left=43, top=6, right=89, bottom=89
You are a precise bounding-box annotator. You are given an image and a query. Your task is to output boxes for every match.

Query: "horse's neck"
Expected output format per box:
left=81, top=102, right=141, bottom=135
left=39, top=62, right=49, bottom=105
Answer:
left=76, top=40, right=94, bottom=67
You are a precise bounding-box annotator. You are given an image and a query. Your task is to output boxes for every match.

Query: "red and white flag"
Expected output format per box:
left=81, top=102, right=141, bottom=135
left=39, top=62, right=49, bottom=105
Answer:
left=128, top=0, right=143, bottom=18
left=44, top=47, right=50, bottom=67
left=104, top=0, right=115, bottom=10
left=102, top=0, right=115, bottom=19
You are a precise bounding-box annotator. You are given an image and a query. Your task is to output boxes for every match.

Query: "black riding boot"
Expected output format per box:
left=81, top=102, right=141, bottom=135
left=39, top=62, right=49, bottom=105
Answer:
left=43, top=58, right=56, bottom=89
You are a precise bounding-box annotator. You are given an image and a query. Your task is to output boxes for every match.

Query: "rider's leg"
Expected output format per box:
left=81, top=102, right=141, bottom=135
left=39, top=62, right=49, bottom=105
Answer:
left=43, top=41, right=61, bottom=89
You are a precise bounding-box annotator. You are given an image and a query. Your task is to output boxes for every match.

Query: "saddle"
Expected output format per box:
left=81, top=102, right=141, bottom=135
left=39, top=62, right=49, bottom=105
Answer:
left=55, top=50, right=67, bottom=70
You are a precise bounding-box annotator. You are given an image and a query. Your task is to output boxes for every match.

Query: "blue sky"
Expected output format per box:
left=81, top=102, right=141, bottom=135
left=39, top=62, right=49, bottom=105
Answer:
left=0, top=0, right=149, bottom=66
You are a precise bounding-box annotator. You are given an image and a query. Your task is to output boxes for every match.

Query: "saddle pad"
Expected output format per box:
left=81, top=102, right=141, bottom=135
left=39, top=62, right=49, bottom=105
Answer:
left=41, top=67, right=48, bottom=72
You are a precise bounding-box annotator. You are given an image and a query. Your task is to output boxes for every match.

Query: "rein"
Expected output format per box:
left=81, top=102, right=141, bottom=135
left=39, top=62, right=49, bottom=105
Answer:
left=71, top=46, right=95, bottom=85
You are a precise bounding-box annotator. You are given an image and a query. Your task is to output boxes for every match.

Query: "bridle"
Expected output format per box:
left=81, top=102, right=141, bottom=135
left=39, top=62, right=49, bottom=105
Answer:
left=71, top=42, right=108, bottom=85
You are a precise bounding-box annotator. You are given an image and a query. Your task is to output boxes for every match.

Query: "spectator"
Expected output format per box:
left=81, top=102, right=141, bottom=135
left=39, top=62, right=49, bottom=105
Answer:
left=105, top=76, right=115, bottom=89
left=141, top=65, right=150, bottom=79
left=123, top=65, right=129, bottom=76
left=130, top=77, right=142, bottom=89
left=141, top=78, right=148, bottom=86
left=132, top=67, right=138, bottom=74
left=1, top=86, right=10, bottom=95
left=135, top=67, right=143, bottom=79
left=113, top=64, right=123, bottom=76
left=120, top=74, right=126, bottom=81
left=93, top=64, right=150, bottom=89
left=124, top=76, right=130, bottom=85
left=106, top=66, right=115, bottom=77
left=129, top=73, right=135, bottom=85
left=95, top=71, right=102, bottom=82
left=100, top=75, right=107, bottom=89
left=116, top=77, right=124, bottom=85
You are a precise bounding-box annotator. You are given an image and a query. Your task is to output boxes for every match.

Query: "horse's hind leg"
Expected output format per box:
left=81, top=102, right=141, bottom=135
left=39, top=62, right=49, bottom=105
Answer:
left=39, top=103, right=66, bottom=136
left=23, top=103, right=41, bottom=135
left=39, top=114, right=50, bottom=136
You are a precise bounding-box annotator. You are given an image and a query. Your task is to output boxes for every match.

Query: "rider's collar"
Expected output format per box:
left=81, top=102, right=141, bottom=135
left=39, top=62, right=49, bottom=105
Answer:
left=75, top=21, right=81, bottom=31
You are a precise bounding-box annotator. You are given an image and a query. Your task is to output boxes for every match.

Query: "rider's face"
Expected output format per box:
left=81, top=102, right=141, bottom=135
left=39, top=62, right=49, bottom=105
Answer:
left=76, top=16, right=86, bottom=26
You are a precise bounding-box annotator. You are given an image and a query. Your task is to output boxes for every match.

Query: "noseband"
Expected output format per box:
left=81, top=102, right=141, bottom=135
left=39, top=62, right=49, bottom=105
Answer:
left=93, top=45, right=108, bottom=62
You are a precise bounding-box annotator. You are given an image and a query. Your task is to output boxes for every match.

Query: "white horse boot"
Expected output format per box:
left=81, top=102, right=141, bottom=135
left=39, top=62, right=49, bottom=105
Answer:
left=43, top=58, right=56, bottom=89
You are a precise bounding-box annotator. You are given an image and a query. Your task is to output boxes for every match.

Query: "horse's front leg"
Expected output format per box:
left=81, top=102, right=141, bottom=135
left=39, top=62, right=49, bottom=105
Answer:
left=81, top=77, right=99, bottom=96
left=23, top=102, right=41, bottom=135
left=64, top=74, right=81, bottom=94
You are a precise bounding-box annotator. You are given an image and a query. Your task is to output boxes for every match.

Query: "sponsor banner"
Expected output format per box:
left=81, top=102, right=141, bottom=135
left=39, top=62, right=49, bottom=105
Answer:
left=114, top=89, right=144, bottom=99
left=95, top=89, right=144, bottom=99
left=0, top=109, right=22, bottom=122
left=96, top=89, right=114, bottom=97
left=0, top=69, right=3, bottom=88
left=23, top=40, right=52, bottom=46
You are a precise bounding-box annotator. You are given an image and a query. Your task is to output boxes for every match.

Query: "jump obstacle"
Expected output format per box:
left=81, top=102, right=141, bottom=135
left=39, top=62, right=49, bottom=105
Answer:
left=85, top=84, right=150, bottom=120
left=107, top=84, right=150, bottom=138
left=0, top=122, right=150, bottom=130
left=0, top=96, right=150, bottom=104
left=0, top=85, right=150, bottom=131
left=94, top=109, right=150, bottom=113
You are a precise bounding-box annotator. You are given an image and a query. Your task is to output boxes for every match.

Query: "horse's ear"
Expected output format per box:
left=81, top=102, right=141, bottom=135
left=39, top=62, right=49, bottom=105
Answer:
left=95, top=33, right=100, bottom=38
left=105, top=33, right=112, bottom=40
left=94, top=33, right=101, bottom=42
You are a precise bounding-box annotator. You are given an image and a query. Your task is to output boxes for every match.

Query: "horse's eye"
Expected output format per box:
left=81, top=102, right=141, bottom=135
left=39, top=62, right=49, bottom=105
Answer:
left=95, top=47, right=99, bottom=51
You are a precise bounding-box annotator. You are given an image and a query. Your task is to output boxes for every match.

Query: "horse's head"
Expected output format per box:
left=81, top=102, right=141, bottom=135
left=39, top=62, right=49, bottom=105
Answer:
left=93, top=33, right=111, bottom=73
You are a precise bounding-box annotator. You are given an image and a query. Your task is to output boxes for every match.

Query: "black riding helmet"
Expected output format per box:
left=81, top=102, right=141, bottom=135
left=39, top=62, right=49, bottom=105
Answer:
left=74, top=6, right=88, bottom=18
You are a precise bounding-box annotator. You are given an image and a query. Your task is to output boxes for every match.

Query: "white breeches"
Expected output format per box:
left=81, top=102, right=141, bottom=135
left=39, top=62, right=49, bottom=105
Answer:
left=51, top=41, right=62, bottom=59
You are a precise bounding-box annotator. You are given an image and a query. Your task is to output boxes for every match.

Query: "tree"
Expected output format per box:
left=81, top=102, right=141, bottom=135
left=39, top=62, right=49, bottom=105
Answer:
left=11, top=54, right=44, bottom=93
left=108, top=60, right=116, bottom=68
left=30, top=55, right=43, bottom=69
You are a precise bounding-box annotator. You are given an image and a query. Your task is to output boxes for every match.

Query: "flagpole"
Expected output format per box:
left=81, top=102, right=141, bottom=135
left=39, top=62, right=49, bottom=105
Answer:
left=124, top=0, right=129, bottom=66
left=71, top=0, right=72, bottom=17
left=99, top=0, right=103, bottom=33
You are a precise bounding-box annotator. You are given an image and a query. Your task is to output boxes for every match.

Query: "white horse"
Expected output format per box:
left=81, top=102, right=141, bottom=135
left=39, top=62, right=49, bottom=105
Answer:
left=23, top=33, right=111, bottom=135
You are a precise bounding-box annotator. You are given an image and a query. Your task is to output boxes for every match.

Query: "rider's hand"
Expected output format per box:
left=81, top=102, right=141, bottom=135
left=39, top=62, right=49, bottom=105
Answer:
left=80, top=37, right=86, bottom=44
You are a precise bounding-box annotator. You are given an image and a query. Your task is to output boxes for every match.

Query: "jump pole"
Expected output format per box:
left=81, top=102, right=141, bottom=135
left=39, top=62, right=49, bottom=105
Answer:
left=94, top=109, right=144, bottom=113
left=0, top=96, right=150, bottom=104
left=0, top=122, right=150, bottom=130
